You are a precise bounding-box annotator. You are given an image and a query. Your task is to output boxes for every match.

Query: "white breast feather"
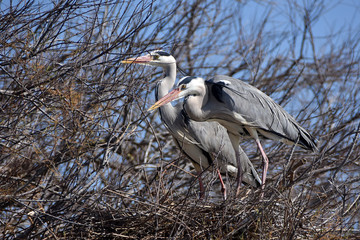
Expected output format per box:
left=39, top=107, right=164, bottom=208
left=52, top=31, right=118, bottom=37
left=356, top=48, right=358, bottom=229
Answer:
left=175, top=129, right=199, bottom=145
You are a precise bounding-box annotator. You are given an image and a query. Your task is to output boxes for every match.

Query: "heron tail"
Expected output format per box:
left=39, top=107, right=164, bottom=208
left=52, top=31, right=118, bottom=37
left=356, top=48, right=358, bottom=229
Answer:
left=298, top=127, right=318, bottom=152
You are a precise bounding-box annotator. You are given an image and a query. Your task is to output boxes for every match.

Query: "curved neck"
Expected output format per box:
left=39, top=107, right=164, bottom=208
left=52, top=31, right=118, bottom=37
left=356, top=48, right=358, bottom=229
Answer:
left=156, top=62, right=178, bottom=122
left=156, top=62, right=177, bottom=99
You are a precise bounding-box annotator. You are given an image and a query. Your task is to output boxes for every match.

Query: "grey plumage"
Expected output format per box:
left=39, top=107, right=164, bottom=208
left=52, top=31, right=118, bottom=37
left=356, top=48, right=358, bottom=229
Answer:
left=149, top=75, right=318, bottom=195
left=206, top=75, right=318, bottom=151
left=122, top=51, right=262, bottom=197
left=178, top=110, right=261, bottom=187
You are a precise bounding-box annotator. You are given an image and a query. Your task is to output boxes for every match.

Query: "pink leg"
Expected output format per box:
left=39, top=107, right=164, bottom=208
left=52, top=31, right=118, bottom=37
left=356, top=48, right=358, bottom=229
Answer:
left=216, top=169, right=227, bottom=200
left=197, top=171, right=205, bottom=199
left=255, top=138, right=269, bottom=195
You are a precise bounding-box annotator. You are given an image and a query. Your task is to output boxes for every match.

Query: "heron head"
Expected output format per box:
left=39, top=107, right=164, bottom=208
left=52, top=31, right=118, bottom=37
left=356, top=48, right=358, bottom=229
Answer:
left=148, top=76, right=205, bottom=111
left=121, top=50, right=176, bottom=66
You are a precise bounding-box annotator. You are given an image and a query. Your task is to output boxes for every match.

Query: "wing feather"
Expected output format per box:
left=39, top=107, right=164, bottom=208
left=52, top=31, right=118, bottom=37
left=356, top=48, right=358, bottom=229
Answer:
left=165, top=103, right=261, bottom=187
left=184, top=120, right=262, bottom=187
left=206, top=75, right=317, bottom=151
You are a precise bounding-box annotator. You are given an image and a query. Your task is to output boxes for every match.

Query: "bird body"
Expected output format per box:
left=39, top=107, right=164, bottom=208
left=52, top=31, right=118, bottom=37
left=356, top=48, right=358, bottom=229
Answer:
left=122, top=51, right=261, bottom=198
left=149, top=74, right=318, bottom=195
left=184, top=75, right=317, bottom=151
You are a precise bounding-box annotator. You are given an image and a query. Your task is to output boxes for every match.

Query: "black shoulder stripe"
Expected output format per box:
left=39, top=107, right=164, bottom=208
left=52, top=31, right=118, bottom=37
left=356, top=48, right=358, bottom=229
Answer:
left=178, top=76, right=197, bottom=85
left=181, top=109, right=190, bottom=126
left=207, top=80, right=247, bottom=100
left=211, top=84, right=225, bottom=103
left=156, top=50, right=171, bottom=56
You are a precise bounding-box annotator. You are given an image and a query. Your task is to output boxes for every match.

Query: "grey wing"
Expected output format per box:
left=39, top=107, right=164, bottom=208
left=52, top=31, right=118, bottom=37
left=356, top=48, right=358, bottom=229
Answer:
left=206, top=75, right=317, bottom=151
left=184, top=118, right=262, bottom=188
left=164, top=103, right=261, bottom=187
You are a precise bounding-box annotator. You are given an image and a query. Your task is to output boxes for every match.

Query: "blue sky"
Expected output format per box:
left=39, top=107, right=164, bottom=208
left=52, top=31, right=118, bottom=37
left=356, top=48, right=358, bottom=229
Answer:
left=239, top=0, right=360, bottom=55
left=1, top=0, right=358, bottom=53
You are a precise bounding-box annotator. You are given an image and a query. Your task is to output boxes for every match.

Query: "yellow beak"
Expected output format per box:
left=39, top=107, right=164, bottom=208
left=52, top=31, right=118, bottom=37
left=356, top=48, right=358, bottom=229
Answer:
left=121, top=54, right=152, bottom=64
left=148, top=88, right=182, bottom=111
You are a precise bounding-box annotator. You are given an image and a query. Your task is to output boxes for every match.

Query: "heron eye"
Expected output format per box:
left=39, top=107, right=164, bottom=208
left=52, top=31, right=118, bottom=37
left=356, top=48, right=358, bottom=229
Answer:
left=152, top=55, right=159, bottom=60
left=181, top=84, right=186, bottom=90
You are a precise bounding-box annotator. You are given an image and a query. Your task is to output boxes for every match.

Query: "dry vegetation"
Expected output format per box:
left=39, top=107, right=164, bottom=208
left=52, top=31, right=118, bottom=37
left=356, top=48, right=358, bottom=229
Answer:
left=1, top=0, right=359, bottom=239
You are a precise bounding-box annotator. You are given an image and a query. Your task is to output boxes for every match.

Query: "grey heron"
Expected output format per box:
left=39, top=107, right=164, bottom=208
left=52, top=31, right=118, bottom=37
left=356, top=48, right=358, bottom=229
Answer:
left=149, top=75, right=318, bottom=196
left=122, top=51, right=261, bottom=199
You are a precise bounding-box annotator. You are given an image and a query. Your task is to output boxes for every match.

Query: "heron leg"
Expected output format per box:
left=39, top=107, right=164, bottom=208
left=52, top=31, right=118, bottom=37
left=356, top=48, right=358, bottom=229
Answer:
left=235, top=149, right=243, bottom=198
left=197, top=170, right=205, bottom=199
left=216, top=169, right=227, bottom=200
left=227, top=133, right=243, bottom=198
left=255, top=138, right=269, bottom=195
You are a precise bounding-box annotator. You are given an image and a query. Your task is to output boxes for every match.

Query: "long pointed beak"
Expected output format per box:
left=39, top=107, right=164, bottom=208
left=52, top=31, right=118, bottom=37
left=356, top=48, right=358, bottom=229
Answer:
left=121, top=54, right=152, bottom=64
left=148, top=88, right=181, bottom=111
